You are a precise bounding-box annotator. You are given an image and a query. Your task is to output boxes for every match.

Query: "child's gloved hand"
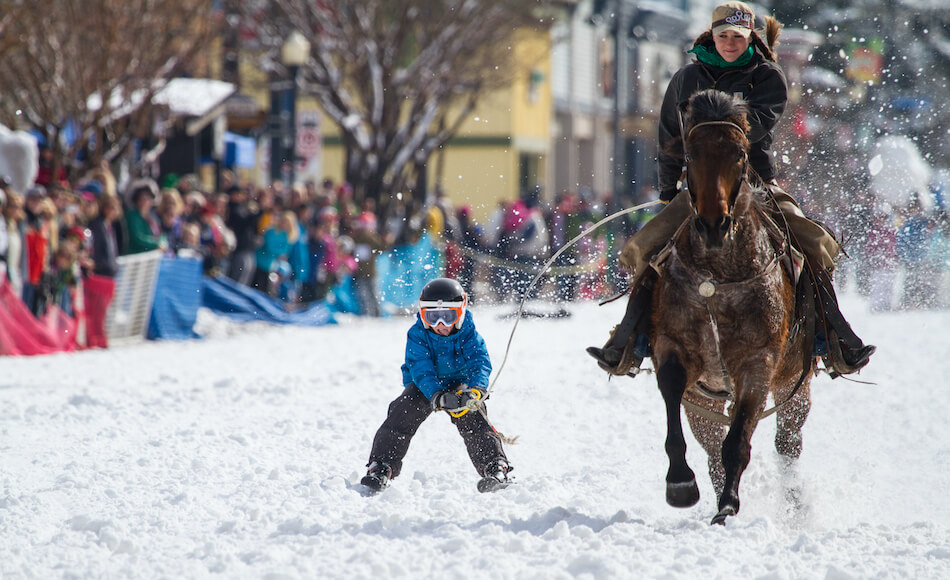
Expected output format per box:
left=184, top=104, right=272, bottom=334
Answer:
left=459, top=386, right=488, bottom=405
left=431, top=390, right=464, bottom=412
left=431, top=386, right=487, bottom=413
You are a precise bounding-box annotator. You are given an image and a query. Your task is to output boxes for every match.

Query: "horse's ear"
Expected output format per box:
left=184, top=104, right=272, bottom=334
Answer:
left=733, top=181, right=755, bottom=214
left=738, top=114, right=751, bottom=135
left=663, top=136, right=685, bottom=161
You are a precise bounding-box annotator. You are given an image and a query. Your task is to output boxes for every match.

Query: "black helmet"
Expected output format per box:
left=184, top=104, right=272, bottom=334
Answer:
left=418, top=278, right=468, bottom=330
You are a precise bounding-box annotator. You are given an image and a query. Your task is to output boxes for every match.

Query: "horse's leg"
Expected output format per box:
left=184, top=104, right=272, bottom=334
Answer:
left=712, top=384, right=767, bottom=525
left=684, top=397, right=727, bottom=499
left=775, top=380, right=812, bottom=520
left=775, top=381, right=811, bottom=460
left=656, top=352, right=700, bottom=508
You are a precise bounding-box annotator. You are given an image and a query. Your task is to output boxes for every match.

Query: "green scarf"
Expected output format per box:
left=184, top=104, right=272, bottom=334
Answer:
left=688, top=44, right=754, bottom=68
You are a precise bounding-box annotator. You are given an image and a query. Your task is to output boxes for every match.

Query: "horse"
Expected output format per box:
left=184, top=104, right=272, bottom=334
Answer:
left=650, top=89, right=814, bottom=525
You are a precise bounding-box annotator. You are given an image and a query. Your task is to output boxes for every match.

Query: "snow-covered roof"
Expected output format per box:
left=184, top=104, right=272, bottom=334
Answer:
left=153, top=78, right=237, bottom=137
left=87, top=78, right=236, bottom=136
left=153, top=78, right=236, bottom=119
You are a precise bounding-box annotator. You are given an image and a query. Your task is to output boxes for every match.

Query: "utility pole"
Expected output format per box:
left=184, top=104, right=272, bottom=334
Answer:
left=612, top=0, right=633, bottom=201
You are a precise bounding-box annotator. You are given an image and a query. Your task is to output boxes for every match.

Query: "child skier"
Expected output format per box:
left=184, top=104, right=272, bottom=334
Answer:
left=361, top=277, right=511, bottom=493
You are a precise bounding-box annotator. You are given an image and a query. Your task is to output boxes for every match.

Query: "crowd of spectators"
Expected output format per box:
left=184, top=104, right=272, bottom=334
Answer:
left=0, top=164, right=643, bottom=327
left=0, top=166, right=394, bottom=322
left=3, top=156, right=944, bottom=328
left=846, top=192, right=950, bottom=312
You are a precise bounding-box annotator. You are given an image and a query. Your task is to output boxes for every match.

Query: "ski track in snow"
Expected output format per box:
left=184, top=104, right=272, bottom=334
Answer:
left=1, top=294, right=949, bottom=578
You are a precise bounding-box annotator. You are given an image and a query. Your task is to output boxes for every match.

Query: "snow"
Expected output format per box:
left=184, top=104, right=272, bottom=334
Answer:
left=2, top=292, right=949, bottom=578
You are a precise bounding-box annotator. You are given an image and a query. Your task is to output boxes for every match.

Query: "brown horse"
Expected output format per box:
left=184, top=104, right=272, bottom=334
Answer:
left=651, top=89, right=813, bottom=525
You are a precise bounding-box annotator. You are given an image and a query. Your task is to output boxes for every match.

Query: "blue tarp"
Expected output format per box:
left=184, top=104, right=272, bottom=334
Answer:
left=143, top=236, right=435, bottom=337
left=201, top=274, right=335, bottom=326
left=329, top=274, right=361, bottom=314
left=376, top=234, right=442, bottom=311
left=148, top=257, right=204, bottom=340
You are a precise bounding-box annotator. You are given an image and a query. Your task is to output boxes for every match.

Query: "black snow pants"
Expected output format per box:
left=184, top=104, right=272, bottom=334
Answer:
left=367, top=384, right=508, bottom=478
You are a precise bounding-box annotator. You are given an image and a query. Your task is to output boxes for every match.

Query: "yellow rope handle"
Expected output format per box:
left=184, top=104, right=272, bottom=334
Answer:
left=448, top=387, right=483, bottom=418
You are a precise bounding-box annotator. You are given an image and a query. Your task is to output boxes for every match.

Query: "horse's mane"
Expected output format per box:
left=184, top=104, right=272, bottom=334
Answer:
left=692, top=15, right=783, bottom=62
left=686, top=90, right=751, bottom=140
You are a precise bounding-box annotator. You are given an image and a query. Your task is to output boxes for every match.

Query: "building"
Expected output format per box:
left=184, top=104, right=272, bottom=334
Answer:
left=549, top=0, right=690, bottom=204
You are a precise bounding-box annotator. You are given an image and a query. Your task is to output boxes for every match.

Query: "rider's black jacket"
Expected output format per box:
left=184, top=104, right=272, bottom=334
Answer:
left=657, top=45, right=788, bottom=201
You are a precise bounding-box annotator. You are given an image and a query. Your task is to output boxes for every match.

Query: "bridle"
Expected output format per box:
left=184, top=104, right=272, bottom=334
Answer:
left=686, top=119, right=748, bottom=139
left=680, top=119, right=750, bottom=215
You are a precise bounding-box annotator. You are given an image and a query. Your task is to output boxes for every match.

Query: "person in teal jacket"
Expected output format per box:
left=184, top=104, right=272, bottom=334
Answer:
left=124, top=184, right=160, bottom=254
left=253, top=210, right=297, bottom=294
left=361, top=278, right=511, bottom=493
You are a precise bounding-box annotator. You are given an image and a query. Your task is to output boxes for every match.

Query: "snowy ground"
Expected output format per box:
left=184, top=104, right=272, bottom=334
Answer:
left=1, top=290, right=949, bottom=579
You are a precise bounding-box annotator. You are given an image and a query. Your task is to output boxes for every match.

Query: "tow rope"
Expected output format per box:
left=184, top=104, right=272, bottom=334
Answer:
left=449, top=199, right=661, bottom=444
left=488, top=199, right=663, bottom=395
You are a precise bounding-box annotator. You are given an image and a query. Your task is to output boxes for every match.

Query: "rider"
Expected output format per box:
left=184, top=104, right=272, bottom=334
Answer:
left=587, top=1, right=875, bottom=377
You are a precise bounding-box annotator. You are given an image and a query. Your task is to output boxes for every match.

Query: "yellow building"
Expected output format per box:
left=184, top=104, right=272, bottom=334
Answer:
left=318, top=29, right=552, bottom=222
left=224, top=24, right=553, bottom=224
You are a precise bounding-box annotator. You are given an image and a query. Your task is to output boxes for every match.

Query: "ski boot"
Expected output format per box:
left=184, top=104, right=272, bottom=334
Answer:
left=360, top=461, right=392, bottom=492
left=477, top=460, right=512, bottom=493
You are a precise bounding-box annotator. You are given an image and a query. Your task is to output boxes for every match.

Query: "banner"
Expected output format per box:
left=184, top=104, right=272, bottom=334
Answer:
left=83, top=274, right=116, bottom=349
left=0, top=278, right=76, bottom=355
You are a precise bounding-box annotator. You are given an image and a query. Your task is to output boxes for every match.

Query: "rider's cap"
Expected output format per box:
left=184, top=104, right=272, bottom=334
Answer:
left=712, top=1, right=754, bottom=38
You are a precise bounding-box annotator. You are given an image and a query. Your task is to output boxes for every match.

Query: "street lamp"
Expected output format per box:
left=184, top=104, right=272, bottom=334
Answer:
left=270, top=30, right=311, bottom=186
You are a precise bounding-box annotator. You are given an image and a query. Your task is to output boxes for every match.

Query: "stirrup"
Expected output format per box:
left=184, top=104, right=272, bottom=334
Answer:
left=822, top=331, right=875, bottom=377
left=586, top=345, right=644, bottom=378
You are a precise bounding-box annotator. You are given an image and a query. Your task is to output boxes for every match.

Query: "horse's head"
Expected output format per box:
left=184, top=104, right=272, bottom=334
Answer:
left=683, top=90, right=752, bottom=248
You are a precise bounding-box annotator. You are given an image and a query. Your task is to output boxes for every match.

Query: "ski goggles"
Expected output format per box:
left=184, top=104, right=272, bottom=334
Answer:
left=419, top=303, right=464, bottom=328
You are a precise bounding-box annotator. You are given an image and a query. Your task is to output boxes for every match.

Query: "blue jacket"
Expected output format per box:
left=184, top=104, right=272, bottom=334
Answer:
left=400, top=310, right=492, bottom=400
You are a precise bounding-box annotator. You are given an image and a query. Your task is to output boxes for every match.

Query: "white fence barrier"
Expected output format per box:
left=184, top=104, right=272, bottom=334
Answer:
left=106, top=250, right=162, bottom=345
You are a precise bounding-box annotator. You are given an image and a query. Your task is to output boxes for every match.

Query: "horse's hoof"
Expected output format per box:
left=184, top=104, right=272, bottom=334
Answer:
left=710, top=505, right=737, bottom=526
left=666, top=480, right=700, bottom=508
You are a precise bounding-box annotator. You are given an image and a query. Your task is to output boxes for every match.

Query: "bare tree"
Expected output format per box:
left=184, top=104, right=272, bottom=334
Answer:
left=0, top=0, right=217, bottom=183
left=254, top=0, right=556, bottom=220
